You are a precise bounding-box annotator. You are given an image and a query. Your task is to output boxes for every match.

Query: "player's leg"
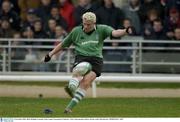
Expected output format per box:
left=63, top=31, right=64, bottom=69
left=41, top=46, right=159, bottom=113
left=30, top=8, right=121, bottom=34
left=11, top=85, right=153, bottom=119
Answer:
left=64, top=71, right=96, bottom=113
left=64, top=76, right=82, bottom=98
left=64, top=56, right=102, bottom=113
left=65, top=62, right=92, bottom=97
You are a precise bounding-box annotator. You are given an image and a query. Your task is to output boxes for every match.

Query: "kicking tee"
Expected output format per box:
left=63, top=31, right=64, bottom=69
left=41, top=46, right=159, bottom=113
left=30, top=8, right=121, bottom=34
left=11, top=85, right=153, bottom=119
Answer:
left=61, top=25, right=114, bottom=58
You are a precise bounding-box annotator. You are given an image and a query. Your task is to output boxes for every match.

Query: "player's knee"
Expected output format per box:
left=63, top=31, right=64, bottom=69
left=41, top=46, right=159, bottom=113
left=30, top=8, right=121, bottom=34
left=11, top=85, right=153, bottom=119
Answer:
left=80, top=79, right=92, bottom=90
left=72, top=62, right=92, bottom=76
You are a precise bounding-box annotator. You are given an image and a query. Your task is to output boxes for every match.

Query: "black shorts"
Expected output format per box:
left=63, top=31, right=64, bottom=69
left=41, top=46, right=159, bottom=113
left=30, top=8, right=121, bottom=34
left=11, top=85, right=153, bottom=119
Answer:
left=73, top=55, right=103, bottom=77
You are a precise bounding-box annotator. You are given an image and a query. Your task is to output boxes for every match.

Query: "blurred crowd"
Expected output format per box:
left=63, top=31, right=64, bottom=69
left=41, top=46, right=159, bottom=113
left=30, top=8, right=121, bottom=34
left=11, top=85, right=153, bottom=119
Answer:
left=0, top=0, right=179, bottom=72
left=0, top=0, right=179, bottom=42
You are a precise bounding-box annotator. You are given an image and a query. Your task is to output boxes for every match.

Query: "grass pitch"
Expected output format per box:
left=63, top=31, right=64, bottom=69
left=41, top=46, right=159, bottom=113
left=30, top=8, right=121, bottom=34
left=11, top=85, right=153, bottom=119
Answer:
left=0, top=97, right=180, bottom=117
left=1, top=81, right=180, bottom=89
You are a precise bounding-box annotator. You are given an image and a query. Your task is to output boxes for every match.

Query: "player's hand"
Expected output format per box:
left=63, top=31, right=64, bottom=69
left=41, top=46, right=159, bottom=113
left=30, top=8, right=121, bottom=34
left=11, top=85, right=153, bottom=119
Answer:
left=126, top=26, right=136, bottom=35
left=44, top=54, right=51, bottom=62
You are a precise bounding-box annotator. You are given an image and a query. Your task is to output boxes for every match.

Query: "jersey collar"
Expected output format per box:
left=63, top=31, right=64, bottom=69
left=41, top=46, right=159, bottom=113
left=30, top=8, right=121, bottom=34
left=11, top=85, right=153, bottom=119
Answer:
left=82, top=25, right=97, bottom=35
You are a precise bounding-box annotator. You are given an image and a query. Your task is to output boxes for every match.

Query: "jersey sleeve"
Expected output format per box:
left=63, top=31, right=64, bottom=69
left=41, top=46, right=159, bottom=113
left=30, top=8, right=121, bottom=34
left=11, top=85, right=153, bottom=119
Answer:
left=61, top=30, right=74, bottom=48
left=62, top=27, right=79, bottom=48
left=101, top=25, right=114, bottom=39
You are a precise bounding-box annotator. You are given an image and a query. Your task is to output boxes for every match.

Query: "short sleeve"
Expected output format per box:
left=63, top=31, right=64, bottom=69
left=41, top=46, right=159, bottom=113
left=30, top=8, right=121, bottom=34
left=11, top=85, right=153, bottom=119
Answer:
left=104, top=25, right=114, bottom=37
left=61, top=30, right=74, bottom=48
left=100, top=25, right=114, bottom=39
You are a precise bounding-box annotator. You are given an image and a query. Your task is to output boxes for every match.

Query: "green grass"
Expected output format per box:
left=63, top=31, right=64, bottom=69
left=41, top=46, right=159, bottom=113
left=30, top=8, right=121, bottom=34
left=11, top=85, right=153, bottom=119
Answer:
left=0, top=81, right=67, bottom=87
left=1, top=81, right=180, bottom=89
left=97, top=82, right=180, bottom=89
left=0, top=97, right=180, bottom=117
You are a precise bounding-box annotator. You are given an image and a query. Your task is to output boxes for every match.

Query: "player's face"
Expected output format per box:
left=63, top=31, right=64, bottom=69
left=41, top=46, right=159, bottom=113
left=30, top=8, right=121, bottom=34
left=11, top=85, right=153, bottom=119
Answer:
left=83, top=19, right=95, bottom=33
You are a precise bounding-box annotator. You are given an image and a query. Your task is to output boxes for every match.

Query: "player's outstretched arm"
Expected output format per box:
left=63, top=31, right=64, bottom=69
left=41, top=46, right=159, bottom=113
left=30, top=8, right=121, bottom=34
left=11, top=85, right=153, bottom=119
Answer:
left=44, top=42, right=63, bottom=62
left=112, top=26, right=136, bottom=37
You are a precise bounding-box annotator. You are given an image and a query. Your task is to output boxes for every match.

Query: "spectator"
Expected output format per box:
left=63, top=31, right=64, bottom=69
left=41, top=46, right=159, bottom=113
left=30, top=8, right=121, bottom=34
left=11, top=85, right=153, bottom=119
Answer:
left=36, top=0, right=54, bottom=24
left=143, top=9, right=159, bottom=39
left=21, top=8, right=38, bottom=30
left=74, top=0, right=98, bottom=26
left=54, top=25, right=67, bottom=47
left=168, top=28, right=180, bottom=50
left=59, top=0, right=75, bottom=32
left=122, top=18, right=136, bottom=36
left=2, top=0, right=21, bottom=14
left=53, top=25, right=68, bottom=72
left=122, top=0, right=141, bottom=34
left=161, top=0, right=180, bottom=16
left=24, top=47, right=50, bottom=72
left=11, top=33, right=23, bottom=59
left=174, top=27, right=180, bottom=40
left=55, top=25, right=67, bottom=41
left=18, top=0, right=40, bottom=21
left=146, top=19, right=167, bottom=40
left=22, top=27, right=48, bottom=71
left=0, top=0, right=21, bottom=30
left=33, top=19, right=48, bottom=39
left=96, top=0, right=124, bottom=29
left=22, top=26, right=35, bottom=45
left=122, top=18, right=133, bottom=60
left=48, top=5, right=68, bottom=31
left=11, top=32, right=27, bottom=71
left=164, top=7, right=180, bottom=40
left=23, top=48, right=39, bottom=71
left=25, top=48, right=37, bottom=61
left=0, top=17, right=15, bottom=38
left=123, top=18, right=132, bottom=28
left=140, top=0, right=165, bottom=24
left=46, top=18, right=57, bottom=39
left=144, top=19, right=167, bottom=48
left=23, top=25, right=43, bottom=45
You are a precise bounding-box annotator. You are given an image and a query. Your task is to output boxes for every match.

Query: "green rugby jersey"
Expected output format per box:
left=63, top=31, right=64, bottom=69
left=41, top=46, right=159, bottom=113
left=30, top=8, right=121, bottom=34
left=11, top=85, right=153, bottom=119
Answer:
left=61, top=25, right=114, bottom=58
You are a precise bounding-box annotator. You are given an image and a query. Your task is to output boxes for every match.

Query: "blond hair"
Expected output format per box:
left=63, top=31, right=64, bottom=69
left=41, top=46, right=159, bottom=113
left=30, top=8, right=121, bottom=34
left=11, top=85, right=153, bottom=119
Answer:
left=82, top=12, right=96, bottom=23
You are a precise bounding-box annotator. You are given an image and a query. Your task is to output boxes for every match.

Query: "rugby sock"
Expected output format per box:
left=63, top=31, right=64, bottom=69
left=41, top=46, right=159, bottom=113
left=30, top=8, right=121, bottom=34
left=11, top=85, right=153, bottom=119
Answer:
left=68, top=78, right=79, bottom=93
left=65, top=88, right=86, bottom=110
